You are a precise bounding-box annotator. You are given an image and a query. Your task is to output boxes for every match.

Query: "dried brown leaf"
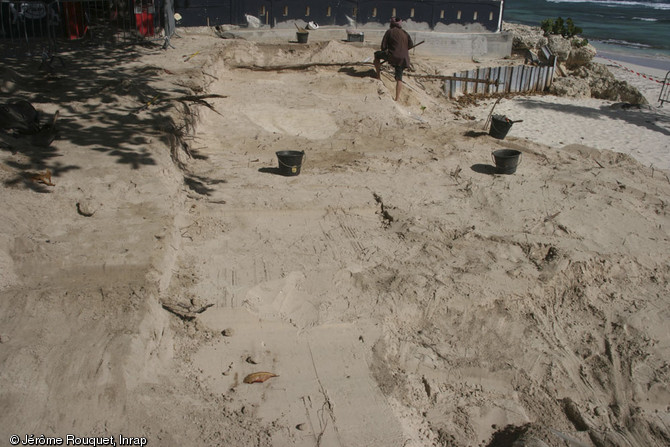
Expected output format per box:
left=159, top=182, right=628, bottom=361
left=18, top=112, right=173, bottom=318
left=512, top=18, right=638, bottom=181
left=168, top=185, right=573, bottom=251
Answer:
left=31, top=169, right=54, bottom=186
left=243, top=372, right=278, bottom=384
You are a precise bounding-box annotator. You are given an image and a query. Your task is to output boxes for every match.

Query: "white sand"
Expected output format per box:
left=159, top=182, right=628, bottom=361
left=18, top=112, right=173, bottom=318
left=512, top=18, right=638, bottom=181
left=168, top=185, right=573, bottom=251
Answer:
left=1, top=31, right=669, bottom=447
left=461, top=58, right=670, bottom=172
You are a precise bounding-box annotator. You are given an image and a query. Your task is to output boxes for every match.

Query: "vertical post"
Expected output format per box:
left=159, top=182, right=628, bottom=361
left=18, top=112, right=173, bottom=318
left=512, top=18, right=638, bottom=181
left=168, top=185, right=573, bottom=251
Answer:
left=497, top=0, right=504, bottom=33
left=658, top=71, right=670, bottom=106
left=455, top=72, right=462, bottom=97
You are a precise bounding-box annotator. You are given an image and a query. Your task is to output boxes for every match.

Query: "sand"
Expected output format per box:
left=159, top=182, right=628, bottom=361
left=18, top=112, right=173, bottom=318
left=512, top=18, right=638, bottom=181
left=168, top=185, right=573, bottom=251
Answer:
left=461, top=58, right=670, bottom=172
left=1, top=29, right=669, bottom=447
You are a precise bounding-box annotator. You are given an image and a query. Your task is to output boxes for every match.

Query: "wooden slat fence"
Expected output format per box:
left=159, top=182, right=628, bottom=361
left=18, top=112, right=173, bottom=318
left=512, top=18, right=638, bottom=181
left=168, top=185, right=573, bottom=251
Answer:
left=444, top=63, right=556, bottom=98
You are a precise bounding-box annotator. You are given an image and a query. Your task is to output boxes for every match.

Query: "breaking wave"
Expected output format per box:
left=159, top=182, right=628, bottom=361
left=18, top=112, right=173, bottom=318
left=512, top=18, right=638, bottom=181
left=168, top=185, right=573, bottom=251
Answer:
left=546, top=0, right=670, bottom=10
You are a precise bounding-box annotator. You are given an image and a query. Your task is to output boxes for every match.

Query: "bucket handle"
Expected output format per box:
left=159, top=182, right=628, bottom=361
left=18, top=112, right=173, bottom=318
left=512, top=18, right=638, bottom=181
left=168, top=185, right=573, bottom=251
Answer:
left=277, top=152, right=306, bottom=169
left=491, top=152, right=522, bottom=166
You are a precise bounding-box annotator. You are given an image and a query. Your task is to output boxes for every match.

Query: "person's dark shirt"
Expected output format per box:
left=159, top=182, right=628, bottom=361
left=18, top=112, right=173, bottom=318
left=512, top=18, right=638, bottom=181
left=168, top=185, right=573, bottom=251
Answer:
left=381, top=27, right=413, bottom=69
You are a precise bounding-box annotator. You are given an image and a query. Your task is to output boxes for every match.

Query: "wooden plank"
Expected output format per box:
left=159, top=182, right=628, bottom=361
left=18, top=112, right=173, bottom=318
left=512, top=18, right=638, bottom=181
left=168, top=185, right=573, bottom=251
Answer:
left=453, top=72, right=461, bottom=97
left=452, top=72, right=460, bottom=98
left=471, top=68, right=477, bottom=94
left=521, top=65, right=528, bottom=92
left=530, top=66, right=539, bottom=92
left=540, top=66, right=547, bottom=91
left=489, top=67, right=498, bottom=94
left=467, top=69, right=476, bottom=94
left=453, top=72, right=462, bottom=98
left=522, top=66, right=529, bottom=92
left=498, top=67, right=509, bottom=93
left=478, top=68, right=485, bottom=94
left=524, top=66, right=532, bottom=92
left=475, top=67, right=482, bottom=94
left=504, top=66, right=512, bottom=94
left=515, top=66, right=522, bottom=93
left=510, top=66, right=519, bottom=93
left=549, top=57, right=557, bottom=87
left=503, top=66, right=511, bottom=94
left=481, top=67, right=490, bottom=94
left=531, top=66, right=538, bottom=91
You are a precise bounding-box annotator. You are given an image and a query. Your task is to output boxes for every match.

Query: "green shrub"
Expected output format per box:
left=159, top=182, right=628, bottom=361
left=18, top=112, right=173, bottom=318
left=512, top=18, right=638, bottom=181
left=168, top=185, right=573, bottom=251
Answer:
left=541, top=17, right=583, bottom=38
left=572, top=38, right=589, bottom=48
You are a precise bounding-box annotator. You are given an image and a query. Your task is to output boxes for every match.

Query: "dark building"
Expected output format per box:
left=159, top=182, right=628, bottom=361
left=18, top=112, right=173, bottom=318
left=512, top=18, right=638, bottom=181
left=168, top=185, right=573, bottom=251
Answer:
left=174, top=0, right=505, bottom=32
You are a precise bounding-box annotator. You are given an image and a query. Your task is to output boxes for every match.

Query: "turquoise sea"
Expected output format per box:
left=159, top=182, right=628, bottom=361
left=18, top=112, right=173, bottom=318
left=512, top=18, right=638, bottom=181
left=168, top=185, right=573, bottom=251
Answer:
left=503, top=0, right=670, bottom=70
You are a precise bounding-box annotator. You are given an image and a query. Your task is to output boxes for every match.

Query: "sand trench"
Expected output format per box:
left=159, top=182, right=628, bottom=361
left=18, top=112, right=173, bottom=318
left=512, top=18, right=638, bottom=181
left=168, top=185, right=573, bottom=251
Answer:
left=1, top=34, right=669, bottom=447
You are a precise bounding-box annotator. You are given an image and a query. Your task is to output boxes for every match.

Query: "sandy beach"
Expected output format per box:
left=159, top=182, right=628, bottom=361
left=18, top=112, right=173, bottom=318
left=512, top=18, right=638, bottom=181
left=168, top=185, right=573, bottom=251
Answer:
left=460, top=57, right=670, bottom=172
left=1, top=28, right=669, bottom=447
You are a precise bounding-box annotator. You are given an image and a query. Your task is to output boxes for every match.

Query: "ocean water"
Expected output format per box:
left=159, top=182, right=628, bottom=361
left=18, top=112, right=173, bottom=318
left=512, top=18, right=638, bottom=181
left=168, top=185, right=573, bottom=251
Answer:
left=503, top=0, right=670, bottom=69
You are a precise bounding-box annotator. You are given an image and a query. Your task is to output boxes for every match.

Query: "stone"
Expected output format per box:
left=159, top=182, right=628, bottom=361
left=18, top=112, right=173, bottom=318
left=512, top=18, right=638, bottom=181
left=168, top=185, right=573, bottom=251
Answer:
left=76, top=200, right=97, bottom=217
left=567, top=42, right=597, bottom=68
left=572, top=63, right=649, bottom=105
left=591, top=79, right=648, bottom=105
left=547, top=34, right=571, bottom=62
left=504, top=23, right=547, bottom=51
left=549, top=77, right=591, bottom=98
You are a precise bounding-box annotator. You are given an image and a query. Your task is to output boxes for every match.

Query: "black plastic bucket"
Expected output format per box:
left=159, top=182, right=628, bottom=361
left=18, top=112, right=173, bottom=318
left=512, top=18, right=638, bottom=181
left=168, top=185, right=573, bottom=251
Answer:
left=276, top=150, right=305, bottom=176
left=492, top=149, right=522, bottom=174
left=489, top=115, right=514, bottom=140
left=296, top=32, right=309, bottom=43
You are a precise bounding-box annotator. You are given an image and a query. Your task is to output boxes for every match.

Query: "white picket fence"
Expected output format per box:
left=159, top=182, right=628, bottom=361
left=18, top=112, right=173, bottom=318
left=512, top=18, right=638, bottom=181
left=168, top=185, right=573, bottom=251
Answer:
left=443, top=62, right=557, bottom=98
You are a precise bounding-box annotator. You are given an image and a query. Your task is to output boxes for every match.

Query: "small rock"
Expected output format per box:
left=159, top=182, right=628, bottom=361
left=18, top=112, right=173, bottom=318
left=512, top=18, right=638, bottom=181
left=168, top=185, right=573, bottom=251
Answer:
left=221, top=328, right=234, bottom=337
left=76, top=200, right=97, bottom=217
left=295, top=423, right=306, bottom=431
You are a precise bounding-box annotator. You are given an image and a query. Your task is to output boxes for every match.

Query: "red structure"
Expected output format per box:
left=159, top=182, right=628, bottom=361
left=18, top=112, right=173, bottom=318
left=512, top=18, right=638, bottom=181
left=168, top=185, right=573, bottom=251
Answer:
left=134, top=0, right=155, bottom=36
left=63, top=2, right=87, bottom=39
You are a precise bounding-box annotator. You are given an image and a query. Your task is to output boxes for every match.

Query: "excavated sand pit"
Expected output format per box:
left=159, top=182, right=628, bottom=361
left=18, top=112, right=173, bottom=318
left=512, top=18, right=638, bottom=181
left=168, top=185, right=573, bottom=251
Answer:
left=1, top=33, right=669, bottom=447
